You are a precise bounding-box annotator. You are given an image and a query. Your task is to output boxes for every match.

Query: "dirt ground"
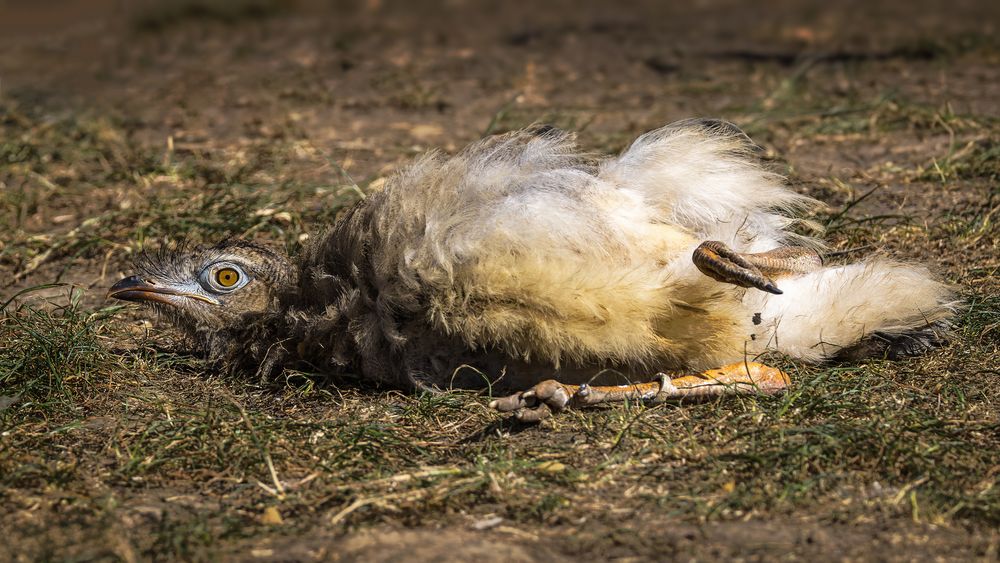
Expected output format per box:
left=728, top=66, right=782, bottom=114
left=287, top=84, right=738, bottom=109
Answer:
left=1, top=0, right=998, bottom=560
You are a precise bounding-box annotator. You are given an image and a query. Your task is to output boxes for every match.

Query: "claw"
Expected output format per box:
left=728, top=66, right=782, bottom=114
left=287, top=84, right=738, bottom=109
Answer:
left=760, top=280, right=783, bottom=295
left=693, top=241, right=783, bottom=294
left=692, top=241, right=822, bottom=294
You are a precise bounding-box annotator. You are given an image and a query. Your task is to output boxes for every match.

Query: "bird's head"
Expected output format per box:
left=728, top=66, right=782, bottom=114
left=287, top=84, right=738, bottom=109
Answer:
left=108, top=240, right=295, bottom=338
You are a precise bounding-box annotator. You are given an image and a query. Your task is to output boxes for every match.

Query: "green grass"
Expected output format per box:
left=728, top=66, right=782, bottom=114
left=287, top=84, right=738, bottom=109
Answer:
left=0, top=286, right=119, bottom=423
left=2, top=16, right=1000, bottom=558
left=0, top=103, right=366, bottom=283
left=1, top=287, right=998, bottom=557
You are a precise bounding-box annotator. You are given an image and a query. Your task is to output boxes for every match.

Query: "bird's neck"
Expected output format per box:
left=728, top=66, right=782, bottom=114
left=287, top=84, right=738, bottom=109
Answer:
left=196, top=310, right=295, bottom=380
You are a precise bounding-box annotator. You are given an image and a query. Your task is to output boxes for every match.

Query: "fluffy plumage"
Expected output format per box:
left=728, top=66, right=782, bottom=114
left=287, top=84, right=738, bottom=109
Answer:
left=112, top=119, right=956, bottom=393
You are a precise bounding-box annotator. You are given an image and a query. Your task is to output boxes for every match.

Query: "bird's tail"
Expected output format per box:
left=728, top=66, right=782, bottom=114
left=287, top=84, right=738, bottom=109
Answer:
left=747, top=259, right=957, bottom=362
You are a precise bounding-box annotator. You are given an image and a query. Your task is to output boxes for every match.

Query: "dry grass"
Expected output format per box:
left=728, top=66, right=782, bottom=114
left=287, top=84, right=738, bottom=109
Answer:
left=1, top=1, right=999, bottom=559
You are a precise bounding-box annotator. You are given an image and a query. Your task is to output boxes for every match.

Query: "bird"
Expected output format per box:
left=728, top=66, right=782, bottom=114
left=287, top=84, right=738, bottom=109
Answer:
left=109, top=119, right=956, bottom=421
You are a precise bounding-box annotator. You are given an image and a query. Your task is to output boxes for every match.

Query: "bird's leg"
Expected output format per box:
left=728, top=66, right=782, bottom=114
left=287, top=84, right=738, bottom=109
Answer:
left=489, top=361, right=790, bottom=422
left=692, top=241, right=822, bottom=295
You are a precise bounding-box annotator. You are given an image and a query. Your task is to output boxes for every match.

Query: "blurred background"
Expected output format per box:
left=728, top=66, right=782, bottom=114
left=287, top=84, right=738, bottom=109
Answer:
left=2, top=0, right=997, bottom=293
left=1, top=0, right=997, bottom=299
left=2, top=3, right=999, bottom=561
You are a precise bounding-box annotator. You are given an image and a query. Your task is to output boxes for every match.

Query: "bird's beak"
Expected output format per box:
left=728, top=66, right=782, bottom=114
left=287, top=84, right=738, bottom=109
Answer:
left=108, top=275, right=218, bottom=305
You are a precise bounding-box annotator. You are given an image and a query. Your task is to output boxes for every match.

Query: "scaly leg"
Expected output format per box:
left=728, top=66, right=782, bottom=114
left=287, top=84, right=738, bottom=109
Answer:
left=489, top=361, right=790, bottom=422
left=692, top=241, right=822, bottom=294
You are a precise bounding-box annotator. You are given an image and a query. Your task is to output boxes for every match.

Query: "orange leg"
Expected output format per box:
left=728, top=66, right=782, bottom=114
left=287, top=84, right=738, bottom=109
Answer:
left=489, top=362, right=791, bottom=422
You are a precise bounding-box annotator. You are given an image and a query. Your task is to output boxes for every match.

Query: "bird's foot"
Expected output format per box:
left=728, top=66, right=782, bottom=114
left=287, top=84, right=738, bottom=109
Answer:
left=489, top=362, right=791, bottom=422
left=692, top=241, right=822, bottom=294
left=489, top=379, right=589, bottom=423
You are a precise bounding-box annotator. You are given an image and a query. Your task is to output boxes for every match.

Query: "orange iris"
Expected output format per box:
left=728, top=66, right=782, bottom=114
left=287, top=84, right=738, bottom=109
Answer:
left=215, top=268, right=240, bottom=287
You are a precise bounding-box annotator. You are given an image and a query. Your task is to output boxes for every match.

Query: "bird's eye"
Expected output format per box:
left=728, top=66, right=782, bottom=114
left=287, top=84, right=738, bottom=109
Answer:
left=215, top=268, right=241, bottom=288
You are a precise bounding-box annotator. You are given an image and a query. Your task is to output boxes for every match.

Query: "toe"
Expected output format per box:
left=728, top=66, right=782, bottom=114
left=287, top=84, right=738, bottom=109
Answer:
left=489, top=380, right=576, bottom=420
left=515, top=403, right=552, bottom=422
left=489, top=393, right=532, bottom=412
left=529, top=380, right=573, bottom=410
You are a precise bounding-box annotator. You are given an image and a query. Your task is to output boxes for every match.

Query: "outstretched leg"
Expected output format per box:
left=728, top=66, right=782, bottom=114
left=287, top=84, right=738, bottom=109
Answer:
left=693, top=241, right=822, bottom=294
left=489, top=362, right=790, bottom=422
